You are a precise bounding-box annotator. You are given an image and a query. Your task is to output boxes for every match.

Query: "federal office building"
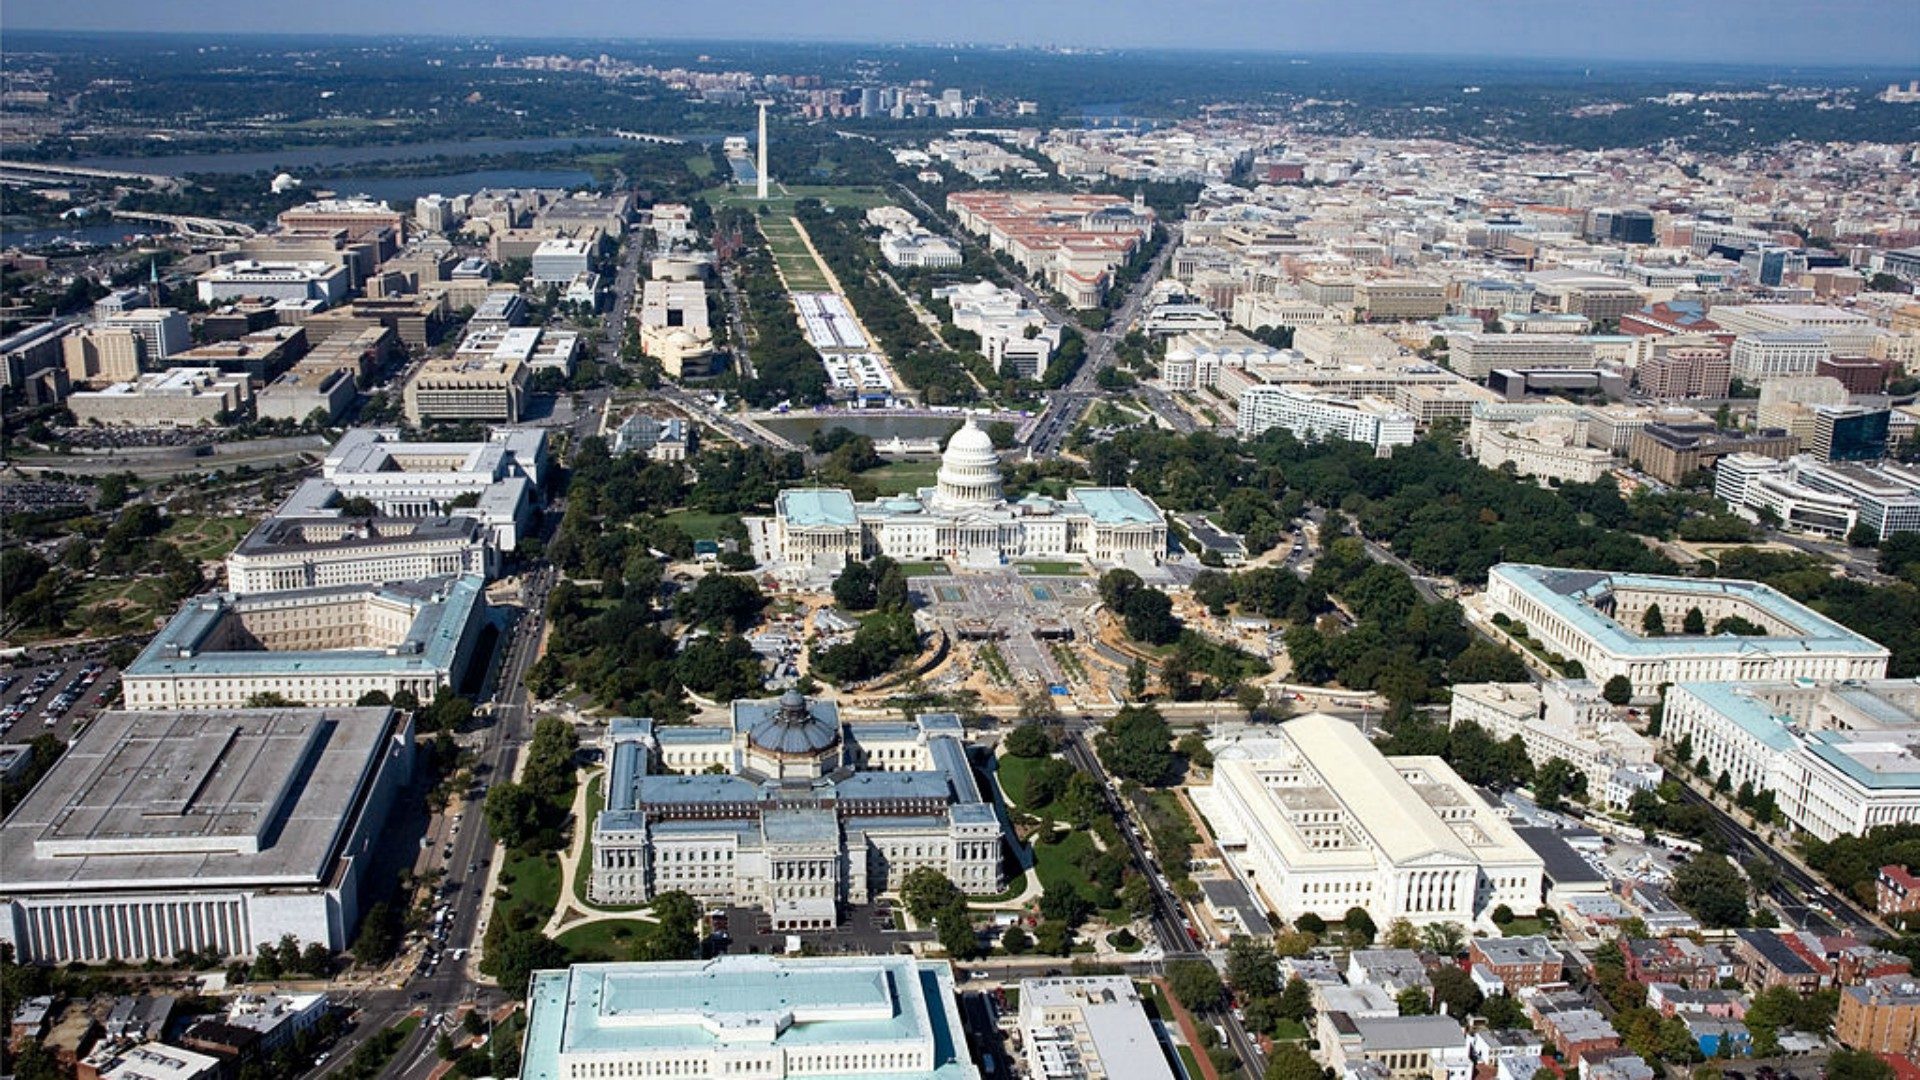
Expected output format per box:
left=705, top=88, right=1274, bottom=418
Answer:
left=0, top=707, right=411, bottom=964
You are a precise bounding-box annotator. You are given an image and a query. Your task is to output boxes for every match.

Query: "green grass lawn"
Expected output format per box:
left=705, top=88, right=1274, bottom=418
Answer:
left=776, top=261, right=834, bottom=291
left=1176, top=1045, right=1203, bottom=1080
left=1273, top=1018, right=1308, bottom=1040
left=497, top=849, right=562, bottom=923
left=162, top=515, right=255, bottom=561
left=686, top=153, right=715, bottom=178
left=1032, top=828, right=1104, bottom=904
left=662, top=509, right=737, bottom=542
left=571, top=774, right=604, bottom=908
left=1500, top=918, right=1548, bottom=937
left=864, top=459, right=939, bottom=496
left=555, top=919, right=653, bottom=963
left=993, top=753, right=1046, bottom=810
left=897, top=562, right=951, bottom=578
left=1016, top=561, right=1085, bottom=576
left=698, top=183, right=896, bottom=211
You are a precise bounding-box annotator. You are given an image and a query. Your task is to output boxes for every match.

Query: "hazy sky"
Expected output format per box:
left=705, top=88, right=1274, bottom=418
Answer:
left=6, top=0, right=1918, bottom=67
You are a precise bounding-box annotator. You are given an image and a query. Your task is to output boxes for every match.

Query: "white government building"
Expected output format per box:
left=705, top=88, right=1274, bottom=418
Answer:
left=1661, top=680, right=1920, bottom=841
left=590, top=694, right=1004, bottom=930
left=770, top=417, right=1168, bottom=568
left=285, top=426, right=547, bottom=551
left=121, top=576, right=488, bottom=709
left=0, top=707, right=412, bottom=964
left=1192, top=714, right=1545, bottom=929
left=1483, top=564, right=1891, bottom=698
left=225, top=514, right=497, bottom=593
left=519, top=956, right=980, bottom=1080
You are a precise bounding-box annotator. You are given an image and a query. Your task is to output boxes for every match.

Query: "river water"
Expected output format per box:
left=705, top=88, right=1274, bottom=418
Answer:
left=1, top=222, right=164, bottom=248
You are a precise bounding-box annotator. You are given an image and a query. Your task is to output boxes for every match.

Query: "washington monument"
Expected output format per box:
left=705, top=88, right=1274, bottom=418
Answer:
left=755, top=98, right=771, bottom=200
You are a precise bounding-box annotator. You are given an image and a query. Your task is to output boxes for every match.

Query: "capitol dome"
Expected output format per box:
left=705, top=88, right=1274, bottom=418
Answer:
left=933, top=417, right=1003, bottom=508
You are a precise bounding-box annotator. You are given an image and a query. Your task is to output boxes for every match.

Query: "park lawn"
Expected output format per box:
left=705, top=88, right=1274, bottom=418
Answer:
left=897, top=562, right=950, bottom=578
left=498, top=848, right=562, bottom=924
left=555, top=919, right=654, bottom=963
left=162, top=515, right=255, bottom=561
left=571, top=774, right=605, bottom=908
left=662, top=509, right=737, bottom=542
left=698, top=183, right=896, bottom=212
left=864, top=459, right=939, bottom=496
left=1273, top=1018, right=1309, bottom=1040
left=993, top=753, right=1047, bottom=810
left=776, top=261, right=833, bottom=291
left=686, top=153, right=715, bottom=178
left=1032, top=828, right=1103, bottom=905
left=1016, top=561, right=1085, bottom=576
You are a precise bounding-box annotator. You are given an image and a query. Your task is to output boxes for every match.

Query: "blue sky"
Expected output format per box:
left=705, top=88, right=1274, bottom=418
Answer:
left=6, top=0, right=1918, bottom=66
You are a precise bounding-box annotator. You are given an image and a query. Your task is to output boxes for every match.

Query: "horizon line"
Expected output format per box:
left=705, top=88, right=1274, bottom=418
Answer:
left=3, top=25, right=1915, bottom=73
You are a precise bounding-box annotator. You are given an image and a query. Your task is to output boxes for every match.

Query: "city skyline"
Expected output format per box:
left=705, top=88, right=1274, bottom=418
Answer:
left=6, top=0, right=1920, bottom=67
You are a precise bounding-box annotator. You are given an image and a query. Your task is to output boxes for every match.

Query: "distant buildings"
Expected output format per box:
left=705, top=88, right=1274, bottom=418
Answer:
left=98, top=307, right=190, bottom=362
left=638, top=279, right=714, bottom=378
left=1447, top=334, right=1597, bottom=380
left=1627, top=422, right=1794, bottom=486
left=196, top=260, right=350, bottom=306
left=67, top=368, right=252, bottom=428
left=1715, top=455, right=1920, bottom=539
left=121, top=576, right=488, bottom=709
left=519, top=956, right=980, bottom=1080
left=0, top=707, right=411, bottom=963
left=869, top=207, right=962, bottom=268
left=1661, top=680, right=1920, bottom=841
left=1483, top=564, right=1890, bottom=697
left=932, top=281, right=1062, bottom=380
left=1018, top=976, right=1174, bottom=1080
left=1159, top=329, right=1287, bottom=392
left=1471, top=413, right=1614, bottom=484
left=1235, top=384, right=1417, bottom=452
left=946, top=191, right=1153, bottom=307
left=1194, top=715, right=1545, bottom=928
left=1729, top=332, right=1830, bottom=381
left=1633, top=337, right=1730, bottom=399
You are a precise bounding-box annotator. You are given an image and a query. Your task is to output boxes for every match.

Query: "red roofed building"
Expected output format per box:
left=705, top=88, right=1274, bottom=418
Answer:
left=1619, top=302, right=1729, bottom=342
left=1882, top=866, right=1920, bottom=918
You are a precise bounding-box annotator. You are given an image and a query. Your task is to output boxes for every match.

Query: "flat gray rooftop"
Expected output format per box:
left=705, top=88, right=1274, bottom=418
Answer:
left=0, top=707, right=398, bottom=893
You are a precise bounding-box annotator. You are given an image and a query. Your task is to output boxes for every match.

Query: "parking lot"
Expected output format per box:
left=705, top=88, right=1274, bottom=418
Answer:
left=714, top=901, right=931, bottom=957
left=0, top=653, right=122, bottom=746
